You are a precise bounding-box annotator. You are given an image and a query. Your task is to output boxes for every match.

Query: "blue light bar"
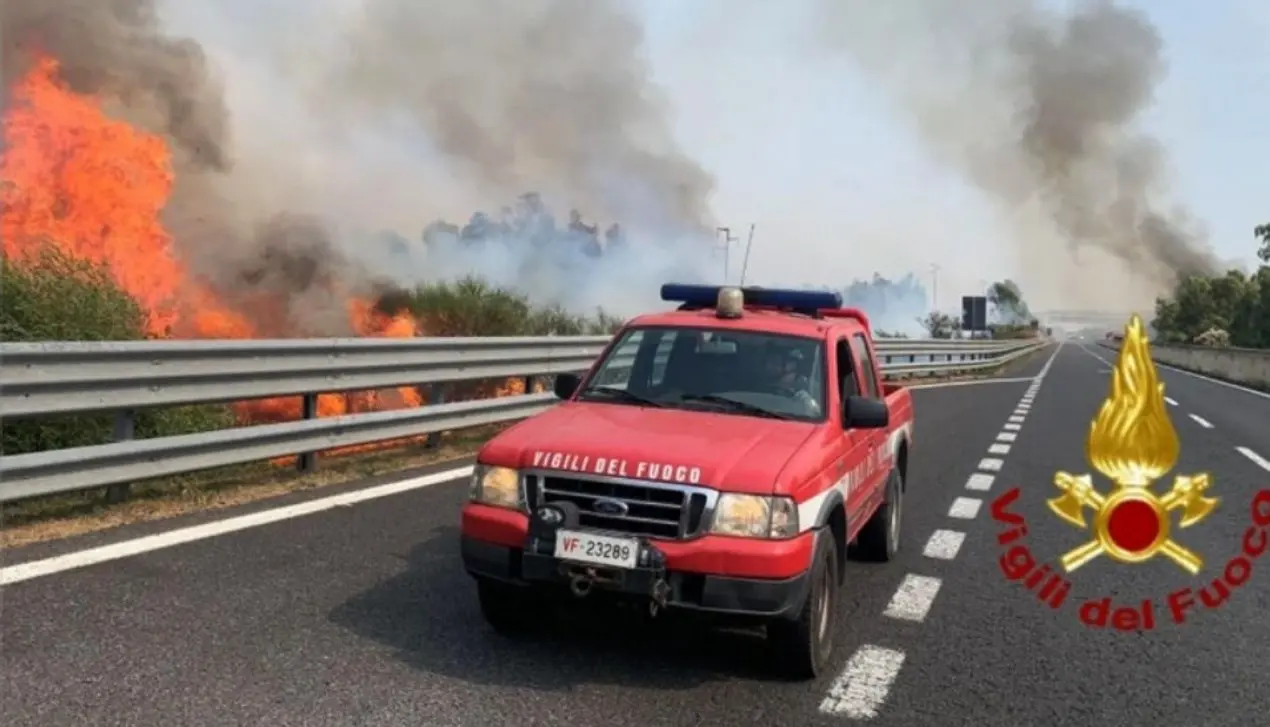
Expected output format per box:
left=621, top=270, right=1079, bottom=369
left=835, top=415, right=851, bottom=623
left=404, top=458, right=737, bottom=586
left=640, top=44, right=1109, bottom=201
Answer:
left=660, top=283, right=843, bottom=312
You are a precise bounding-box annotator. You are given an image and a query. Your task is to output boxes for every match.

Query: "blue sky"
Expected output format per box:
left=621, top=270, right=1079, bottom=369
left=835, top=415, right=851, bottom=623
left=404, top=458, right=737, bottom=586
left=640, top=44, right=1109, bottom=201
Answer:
left=161, top=0, right=1267, bottom=313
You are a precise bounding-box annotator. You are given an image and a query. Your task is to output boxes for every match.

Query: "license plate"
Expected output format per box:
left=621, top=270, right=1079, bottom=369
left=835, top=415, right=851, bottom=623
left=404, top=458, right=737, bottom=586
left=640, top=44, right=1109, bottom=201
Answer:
left=554, top=530, right=639, bottom=569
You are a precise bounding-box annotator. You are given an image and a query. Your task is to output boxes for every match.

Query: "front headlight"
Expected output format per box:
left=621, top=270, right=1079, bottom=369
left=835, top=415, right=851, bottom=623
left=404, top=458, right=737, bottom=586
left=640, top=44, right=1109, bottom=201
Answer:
left=710, top=493, right=799, bottom=538
left=469, top=465, right=522, bottom=509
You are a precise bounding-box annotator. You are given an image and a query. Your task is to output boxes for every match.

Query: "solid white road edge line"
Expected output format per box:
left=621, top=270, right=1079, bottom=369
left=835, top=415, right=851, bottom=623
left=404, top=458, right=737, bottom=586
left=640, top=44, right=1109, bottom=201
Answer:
left=1035, top=341, right=1064, bottom=380
left=1079, top=344, right=1270, bottom=401
left=0, top=466, right=475, bottom=586
left=819, top=645, right=907, bottom=718
left=904, top=376, right=1037, bottom=390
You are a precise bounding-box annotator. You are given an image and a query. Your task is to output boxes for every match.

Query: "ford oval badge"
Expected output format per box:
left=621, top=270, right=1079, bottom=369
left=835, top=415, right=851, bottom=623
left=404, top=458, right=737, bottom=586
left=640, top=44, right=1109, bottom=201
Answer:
left=592, top=498, right=629, bottom=516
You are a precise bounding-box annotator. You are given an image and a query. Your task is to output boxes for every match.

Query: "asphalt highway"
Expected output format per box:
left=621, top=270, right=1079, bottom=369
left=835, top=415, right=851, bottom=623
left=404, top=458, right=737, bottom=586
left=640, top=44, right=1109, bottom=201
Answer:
left=3, top=342, right=1269, bottom=726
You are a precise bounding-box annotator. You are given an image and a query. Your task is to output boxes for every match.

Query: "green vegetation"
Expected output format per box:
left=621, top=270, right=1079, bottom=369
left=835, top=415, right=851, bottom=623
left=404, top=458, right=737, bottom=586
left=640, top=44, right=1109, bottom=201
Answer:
left=383, top=277, right=623, bottom=337
left=919, top=278, right=1041, bottom=340
left=1, top=251, right=621, bottom=458
left=1151, top=230, right=1270, bottom=348
left=1, top=249, right=234, bottom=457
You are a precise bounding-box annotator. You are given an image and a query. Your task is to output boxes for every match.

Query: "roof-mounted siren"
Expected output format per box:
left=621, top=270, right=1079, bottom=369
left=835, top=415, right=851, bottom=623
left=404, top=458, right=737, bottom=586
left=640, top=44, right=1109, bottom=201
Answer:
left=659, top=283, right=844, bottom=318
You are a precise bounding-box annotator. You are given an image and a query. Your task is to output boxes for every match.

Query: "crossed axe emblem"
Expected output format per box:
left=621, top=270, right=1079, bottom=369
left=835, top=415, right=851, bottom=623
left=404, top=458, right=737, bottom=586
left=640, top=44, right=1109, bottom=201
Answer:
left=1048, top=471, right=1218, bottom=575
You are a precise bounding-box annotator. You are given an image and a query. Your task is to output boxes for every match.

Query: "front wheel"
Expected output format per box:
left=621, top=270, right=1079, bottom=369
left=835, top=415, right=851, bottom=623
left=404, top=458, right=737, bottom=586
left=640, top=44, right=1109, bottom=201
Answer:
left=768, top=535, right=838, bottom=679
left=476, top=578, right=541, bottom=636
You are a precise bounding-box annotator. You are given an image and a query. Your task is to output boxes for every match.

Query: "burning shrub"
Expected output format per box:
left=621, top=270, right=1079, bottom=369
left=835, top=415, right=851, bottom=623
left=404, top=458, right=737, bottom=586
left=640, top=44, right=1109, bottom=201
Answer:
left=0, top=248, right=234, bottom=456
left=0, top=53, right=622, bottom=461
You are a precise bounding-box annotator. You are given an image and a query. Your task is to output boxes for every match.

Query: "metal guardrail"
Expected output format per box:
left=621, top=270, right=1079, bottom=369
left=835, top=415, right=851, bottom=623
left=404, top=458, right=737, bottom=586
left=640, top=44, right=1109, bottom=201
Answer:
left=0, top=336, right=1046, bottom=503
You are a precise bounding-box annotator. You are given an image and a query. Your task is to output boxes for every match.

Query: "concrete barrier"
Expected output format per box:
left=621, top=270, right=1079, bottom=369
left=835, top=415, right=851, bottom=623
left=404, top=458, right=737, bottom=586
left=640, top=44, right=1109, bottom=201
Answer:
left=1098, top=339, right=1270, bottom=390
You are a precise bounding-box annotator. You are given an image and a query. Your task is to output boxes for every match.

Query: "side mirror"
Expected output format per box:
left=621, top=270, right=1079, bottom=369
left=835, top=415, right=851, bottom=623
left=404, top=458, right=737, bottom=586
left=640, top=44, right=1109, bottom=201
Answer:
left=843, top=395, right=889, bottom=430
left=554, top=373, right=581, bottom=400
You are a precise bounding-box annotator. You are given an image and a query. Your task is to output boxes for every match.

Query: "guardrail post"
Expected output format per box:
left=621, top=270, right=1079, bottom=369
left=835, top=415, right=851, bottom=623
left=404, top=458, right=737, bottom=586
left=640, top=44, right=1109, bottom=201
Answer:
left=297, top=394, right=319, bottom=472
left=105, top=410, right=135, bottom=503
left=424, top=385, right=445, bottom=450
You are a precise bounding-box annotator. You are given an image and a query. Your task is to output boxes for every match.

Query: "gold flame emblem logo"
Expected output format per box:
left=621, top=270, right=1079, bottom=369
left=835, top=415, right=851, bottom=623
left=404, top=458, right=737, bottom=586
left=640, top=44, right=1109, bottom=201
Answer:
left=1048, top=315, right=1218, bottom=574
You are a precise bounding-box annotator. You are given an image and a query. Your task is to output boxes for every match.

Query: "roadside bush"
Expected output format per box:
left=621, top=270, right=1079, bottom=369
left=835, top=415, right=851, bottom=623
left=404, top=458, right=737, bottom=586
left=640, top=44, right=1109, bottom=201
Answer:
left=404, top=277, right=623, bottom=336
left=3, top=258, right=623, bottom=455
left=1153, top=231, right=1270, bottom=348
left=1, top=248, right=234, bottom=456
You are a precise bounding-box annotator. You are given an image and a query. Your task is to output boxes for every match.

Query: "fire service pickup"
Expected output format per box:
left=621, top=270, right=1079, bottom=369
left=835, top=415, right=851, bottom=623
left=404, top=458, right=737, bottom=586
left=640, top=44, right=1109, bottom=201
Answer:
left=460, top=283, right=915, bottom=678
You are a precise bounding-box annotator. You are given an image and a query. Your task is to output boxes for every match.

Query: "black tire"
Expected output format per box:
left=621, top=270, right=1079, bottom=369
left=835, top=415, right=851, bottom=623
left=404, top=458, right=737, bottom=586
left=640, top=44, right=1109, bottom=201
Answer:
left=476, top=578, right=540, bottom=636
left=854, top=469, right=903, bottom=562
left=768, top=534, right=838, bottom=679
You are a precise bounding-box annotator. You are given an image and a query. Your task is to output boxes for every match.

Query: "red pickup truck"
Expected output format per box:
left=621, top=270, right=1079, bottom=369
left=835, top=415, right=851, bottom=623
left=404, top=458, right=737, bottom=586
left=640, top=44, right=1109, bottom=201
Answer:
left=460, top=284, right=915, bottom=678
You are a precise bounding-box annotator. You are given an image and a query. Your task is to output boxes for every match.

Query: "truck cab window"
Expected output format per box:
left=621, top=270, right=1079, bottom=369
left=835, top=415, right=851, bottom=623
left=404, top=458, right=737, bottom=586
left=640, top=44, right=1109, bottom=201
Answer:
left=851, top=334, right=880, bottom=399
left=836, top=338, right=859, bottom=400
left=582, top=326, right=828, bottom=422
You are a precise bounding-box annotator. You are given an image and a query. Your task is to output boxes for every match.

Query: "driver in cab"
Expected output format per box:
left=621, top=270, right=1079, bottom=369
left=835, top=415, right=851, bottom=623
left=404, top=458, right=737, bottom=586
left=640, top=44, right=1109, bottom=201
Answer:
left=761, top=345, right=820, bottom=416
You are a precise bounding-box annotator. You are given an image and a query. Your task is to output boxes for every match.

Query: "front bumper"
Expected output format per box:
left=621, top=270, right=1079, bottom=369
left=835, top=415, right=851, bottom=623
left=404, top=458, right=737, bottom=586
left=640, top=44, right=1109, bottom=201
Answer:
left=460, top=503, right=815, bottom=620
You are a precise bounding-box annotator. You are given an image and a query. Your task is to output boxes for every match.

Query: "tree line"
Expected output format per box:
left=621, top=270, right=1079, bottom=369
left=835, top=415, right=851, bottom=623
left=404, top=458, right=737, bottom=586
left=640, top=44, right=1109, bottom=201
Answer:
left=1151, top=228, right=1270, bottom=348
left=917, top=279, right=1040, bottom=340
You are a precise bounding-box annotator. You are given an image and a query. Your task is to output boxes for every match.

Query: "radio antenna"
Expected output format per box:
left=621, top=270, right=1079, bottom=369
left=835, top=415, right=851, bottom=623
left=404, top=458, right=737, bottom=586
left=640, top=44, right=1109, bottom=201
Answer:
left=738, top=223, right=757, bottom=286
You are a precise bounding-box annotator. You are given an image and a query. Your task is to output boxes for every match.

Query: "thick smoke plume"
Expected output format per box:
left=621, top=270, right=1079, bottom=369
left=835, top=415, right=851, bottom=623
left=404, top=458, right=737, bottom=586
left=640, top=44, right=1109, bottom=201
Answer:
left=310, top=0, right=715, bottom=234
left=813, top=0, right=1221, bottom=310
left=1, top=0, right=716, bottom=331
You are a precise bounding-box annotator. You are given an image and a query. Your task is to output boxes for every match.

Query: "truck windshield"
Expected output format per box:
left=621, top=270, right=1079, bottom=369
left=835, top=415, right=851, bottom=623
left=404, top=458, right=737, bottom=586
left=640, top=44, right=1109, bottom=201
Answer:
left=579, top=326, right=827, bottom=422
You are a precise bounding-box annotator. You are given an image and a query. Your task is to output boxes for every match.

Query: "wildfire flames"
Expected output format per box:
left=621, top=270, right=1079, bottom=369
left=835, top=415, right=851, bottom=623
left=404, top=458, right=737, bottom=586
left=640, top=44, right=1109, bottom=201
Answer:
left=1, top=54, right=447, bottom=430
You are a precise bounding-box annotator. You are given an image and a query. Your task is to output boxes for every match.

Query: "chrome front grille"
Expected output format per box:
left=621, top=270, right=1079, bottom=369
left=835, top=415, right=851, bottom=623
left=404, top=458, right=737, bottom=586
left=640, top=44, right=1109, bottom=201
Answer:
left=525, top=472, right=715, bottom=540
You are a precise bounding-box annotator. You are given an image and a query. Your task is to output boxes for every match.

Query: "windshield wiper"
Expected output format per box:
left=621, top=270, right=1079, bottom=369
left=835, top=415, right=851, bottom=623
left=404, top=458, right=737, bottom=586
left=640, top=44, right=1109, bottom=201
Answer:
left=678, top=394, right=794, bottom=420
left=578, top=386, right=665, bottom=407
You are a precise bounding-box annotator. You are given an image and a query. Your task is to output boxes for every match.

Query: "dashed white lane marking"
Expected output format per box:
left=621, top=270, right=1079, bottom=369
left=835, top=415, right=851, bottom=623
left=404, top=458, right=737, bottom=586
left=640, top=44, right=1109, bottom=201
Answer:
left=948, top=497, right=982, bottom=519
left=996, top=432, right=1018, bottom=442
left=820, top=646, right=907, bottom=718
left=923, top=529, right=966, bottom=560
left=1165, top=396, right=1179, bottom=406
left=820, top=343, right=1062, bottom=722
left=0, top=466, right=476, bottom=586
left=1237, top=447, right=1270, bottom=473
left=966, top=473, right=995, bottom=491
left=1003, top=423, right=1021, bottom=431
left=884, top=574, right=943, bottom=622
left=1188, top=414, right=1214, bottom=429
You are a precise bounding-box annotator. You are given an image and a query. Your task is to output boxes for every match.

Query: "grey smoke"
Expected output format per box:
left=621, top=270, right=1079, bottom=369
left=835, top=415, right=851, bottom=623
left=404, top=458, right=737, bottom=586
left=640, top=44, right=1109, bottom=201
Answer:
left=1, top=0, right=716, bottom=330
left=309, top=0, right=716, bottom=235
left=812, top=0, right=1220, bottom=305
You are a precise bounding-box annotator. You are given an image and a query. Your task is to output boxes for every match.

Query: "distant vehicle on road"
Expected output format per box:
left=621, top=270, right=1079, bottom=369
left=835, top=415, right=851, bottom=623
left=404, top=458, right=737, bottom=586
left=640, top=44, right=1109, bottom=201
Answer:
left=461, top=284, right=915, bottom=679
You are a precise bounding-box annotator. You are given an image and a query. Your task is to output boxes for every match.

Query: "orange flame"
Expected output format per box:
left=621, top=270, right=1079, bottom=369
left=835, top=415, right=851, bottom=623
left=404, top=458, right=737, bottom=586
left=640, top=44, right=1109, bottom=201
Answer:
left=0, top=54, right=528, bottom=460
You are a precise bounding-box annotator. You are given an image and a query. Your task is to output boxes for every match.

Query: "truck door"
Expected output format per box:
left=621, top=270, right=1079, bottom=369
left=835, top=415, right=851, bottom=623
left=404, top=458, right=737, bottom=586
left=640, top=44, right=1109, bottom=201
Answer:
left=848, top=333, right=889, bottom=511
left=833, top=336, right=871, bottom=525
